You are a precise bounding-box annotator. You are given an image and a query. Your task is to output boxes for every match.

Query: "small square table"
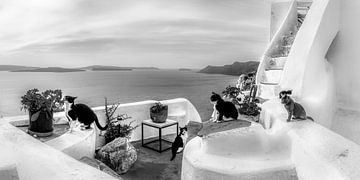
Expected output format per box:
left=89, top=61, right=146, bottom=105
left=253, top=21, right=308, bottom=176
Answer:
left=141, top=119, right=178, bottom=153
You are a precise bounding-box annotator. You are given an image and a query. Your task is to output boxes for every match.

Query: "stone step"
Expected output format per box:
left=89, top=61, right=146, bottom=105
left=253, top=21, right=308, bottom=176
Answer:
left=266, top=57, right=287, bottom=70
left=297, top=1, right=312, bottom=8
left=257, top=84, right=281, bottom=99
left=261, top=70, right=283, bottom=84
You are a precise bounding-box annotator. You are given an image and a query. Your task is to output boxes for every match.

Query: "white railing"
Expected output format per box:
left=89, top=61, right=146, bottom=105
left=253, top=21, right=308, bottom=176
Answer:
left=280, top=0, right=340, bottom=126
left=256, top=0, right=298, bottom=86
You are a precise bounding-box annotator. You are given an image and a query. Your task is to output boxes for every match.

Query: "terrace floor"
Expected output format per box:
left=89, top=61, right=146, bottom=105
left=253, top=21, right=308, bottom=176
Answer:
left=83, top=121, right=203, bottom=180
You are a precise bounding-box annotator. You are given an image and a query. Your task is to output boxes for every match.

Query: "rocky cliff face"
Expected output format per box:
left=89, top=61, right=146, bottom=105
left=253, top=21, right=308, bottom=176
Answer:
left=198, top=61, right=259, bottom=76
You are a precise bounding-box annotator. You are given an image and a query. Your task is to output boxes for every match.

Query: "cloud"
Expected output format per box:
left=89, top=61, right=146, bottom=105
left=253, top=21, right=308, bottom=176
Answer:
left=0, top=0, right=269, bottom=68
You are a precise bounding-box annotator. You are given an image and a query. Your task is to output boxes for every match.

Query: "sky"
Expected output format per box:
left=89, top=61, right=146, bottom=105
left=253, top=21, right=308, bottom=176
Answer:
left=0, top=0, right=270, bottom=68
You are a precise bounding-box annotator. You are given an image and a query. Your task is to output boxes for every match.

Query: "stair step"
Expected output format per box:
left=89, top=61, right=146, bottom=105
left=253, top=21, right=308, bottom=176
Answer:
left=260, top=82, right=279, bottom=85
left=258, top=84, right=281, bottom=99
left=266, top=57, right=287, bottom=70
left=297, top=1, right=312, bottom=8
left=297, top=6, right=310, bottom=10
left=261, top=70, right=283, bottom=84
left=265, top=68, right=283, bottom=71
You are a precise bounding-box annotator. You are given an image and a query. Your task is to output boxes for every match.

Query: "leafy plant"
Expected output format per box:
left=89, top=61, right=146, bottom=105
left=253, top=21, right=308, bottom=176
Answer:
left=238, top=85, right=261, bottom=118
left=103, top=98, right=138, bottom=144
left=20, top=88, right=64, bottom=113
left=150, top=102, right=167, bottom=113
left=222, top=86, right=240, bottom=99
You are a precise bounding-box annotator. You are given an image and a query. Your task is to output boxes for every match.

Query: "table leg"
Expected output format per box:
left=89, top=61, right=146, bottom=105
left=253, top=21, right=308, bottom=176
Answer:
left=177, top=123, right=179, bottom=135
left=141, top=123, right=144, bottom=146
left=159, top=128, right=162, bottom=152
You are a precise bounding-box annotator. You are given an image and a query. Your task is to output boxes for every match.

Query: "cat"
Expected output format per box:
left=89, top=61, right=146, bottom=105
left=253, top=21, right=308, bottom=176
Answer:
left=280, top=93, right=314, bottom=122
left=64, top=96, right=107, bottom=130
left=170, top=126, right=188, bottom=161
left=210, top=92, right=239, bottom=122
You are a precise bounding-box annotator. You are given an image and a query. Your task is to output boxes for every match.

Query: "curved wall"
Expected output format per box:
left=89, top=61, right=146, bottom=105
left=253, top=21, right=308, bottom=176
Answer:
left=280, top=0, right=340, bottom=127
left=326, top=0, right=360, bottom=110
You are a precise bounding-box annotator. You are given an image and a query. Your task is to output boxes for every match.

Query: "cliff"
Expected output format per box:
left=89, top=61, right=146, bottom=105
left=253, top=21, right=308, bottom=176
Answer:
left=198, top=61, right=259, bottom=76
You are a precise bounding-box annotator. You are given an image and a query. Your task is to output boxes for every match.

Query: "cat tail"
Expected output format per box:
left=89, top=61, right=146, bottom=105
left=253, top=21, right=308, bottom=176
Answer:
left=94, top=116, right=108, bottom=131
left=307, top=116, right=314, bottom=122
left=170, top=147, right=177, bottom=161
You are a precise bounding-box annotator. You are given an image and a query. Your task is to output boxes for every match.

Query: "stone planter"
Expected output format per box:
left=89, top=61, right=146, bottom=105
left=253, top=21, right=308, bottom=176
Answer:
left=96, top=137, right=137, bottom=174
left=150, top=105, right=168, bottom=123
left=28, top=109, right=53, bottom=137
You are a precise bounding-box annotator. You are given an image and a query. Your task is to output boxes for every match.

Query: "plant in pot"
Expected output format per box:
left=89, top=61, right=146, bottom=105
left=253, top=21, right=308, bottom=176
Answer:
left=20, top=88, right=64, bottom=137
left=103, top=98, right=138, bottom=144
left=222, top=85, right=241, bottom=106
left=150, top=102, right=168, bottom=123
left=96, top=98, right=138, bottom=174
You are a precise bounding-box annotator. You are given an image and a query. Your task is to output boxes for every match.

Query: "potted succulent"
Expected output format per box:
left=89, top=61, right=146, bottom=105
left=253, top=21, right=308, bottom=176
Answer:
left=150, top=102, right=168, bottom=123
left=20, top=88, right=64, bottom=137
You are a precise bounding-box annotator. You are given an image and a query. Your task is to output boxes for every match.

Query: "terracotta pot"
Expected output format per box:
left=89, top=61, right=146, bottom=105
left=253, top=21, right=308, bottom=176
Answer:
left=28, top=108, right=53, bottom=137
left=150, top=105, right=168, bottom=123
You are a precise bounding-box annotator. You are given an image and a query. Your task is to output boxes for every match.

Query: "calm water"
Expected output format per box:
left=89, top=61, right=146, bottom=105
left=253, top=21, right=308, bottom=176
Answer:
left=0, top=70, right=237, bottom=120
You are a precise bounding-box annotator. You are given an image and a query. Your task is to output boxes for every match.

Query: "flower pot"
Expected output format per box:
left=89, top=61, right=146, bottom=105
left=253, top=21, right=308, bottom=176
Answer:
left=28, top=109, right=54, bottom=137
left=150, top=105, right=168, bottom=123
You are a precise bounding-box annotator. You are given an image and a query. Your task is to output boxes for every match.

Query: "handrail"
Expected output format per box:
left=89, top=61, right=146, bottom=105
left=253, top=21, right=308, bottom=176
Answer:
left=256, top=0, right=298, bottom=85
left=279, top=0, right=339, bottom=126
left=280, top=0, right=339, bottom=97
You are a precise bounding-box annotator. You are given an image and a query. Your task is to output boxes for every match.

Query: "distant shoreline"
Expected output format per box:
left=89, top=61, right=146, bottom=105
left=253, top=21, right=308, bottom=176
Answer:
left=0, top=65, right=159, bottom=73
left=198, top=61, right=259, bottom=76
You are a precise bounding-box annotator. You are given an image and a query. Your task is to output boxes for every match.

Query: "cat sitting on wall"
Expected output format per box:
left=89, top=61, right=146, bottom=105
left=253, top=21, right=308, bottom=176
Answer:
left=64, top=96, right=107, bottom=131
left=279, top=90, right=314, bottom=122
left=210, top=92, right=239, bottom=122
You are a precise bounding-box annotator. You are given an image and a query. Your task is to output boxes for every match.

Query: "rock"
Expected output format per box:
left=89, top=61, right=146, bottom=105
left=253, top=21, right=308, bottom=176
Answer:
left=96, top=137, right=137, bottom=174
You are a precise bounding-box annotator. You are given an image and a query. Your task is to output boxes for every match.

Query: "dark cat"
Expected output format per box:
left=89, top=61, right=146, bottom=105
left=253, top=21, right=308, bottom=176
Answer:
left=64, top=96, right=107, bottom=130
left=170, top=126, right=188, bottom=161
left=210, top=92, right=238, bottom=122
left=279, top=91, right=314, bottom=122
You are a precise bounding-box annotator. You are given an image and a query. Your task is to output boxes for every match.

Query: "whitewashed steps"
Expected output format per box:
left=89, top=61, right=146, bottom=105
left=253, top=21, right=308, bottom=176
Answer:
left=261, top=69, right=283, bottom=84
left=266, top=57, right=287, bottom=70
left=297, top=2, right=311, bottom=16
left=258, top=84, right=281, bottom=99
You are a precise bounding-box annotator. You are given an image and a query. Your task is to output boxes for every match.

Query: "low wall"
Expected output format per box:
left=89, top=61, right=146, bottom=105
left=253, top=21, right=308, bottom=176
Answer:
left=1, top=98, right=201, bottom=180
left=260, top=100, right=360, bottom=179
left=92, top=98, right=202, bottom=147
left=0, top=121, right=116, bottom=180
left=46, top=125, right=96, bottom=160
left=182, top=123, right=296, bottom=180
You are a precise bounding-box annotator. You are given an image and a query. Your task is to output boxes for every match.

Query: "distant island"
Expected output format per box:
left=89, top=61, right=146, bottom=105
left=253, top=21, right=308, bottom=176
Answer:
left=11, top=67, right=85, bottom=73
left=0, top=65, right=39, bottom=71
left=92, top=67, right=132, bottom=71
left=80, top=65, right=158, bottom=71
left=179, top=68, right=192, bottom=71
left=198, top=61, right=259, bottom=76
left=87, top=65, right=133, bottom=71
left=0, top=65, right=159, bottom=72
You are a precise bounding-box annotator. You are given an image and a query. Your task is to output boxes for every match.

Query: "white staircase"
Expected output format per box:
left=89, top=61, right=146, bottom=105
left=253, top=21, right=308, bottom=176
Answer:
left=258, top=1, right=312, bottom=99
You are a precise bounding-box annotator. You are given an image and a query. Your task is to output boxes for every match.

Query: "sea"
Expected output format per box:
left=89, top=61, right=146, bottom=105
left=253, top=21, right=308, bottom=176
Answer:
left=0, top=70, right=238, bottom=120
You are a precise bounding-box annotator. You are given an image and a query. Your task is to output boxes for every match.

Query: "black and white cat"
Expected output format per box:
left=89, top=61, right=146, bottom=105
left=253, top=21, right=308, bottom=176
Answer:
left=210, top=92, right=238, bottom=122
left=64, top=96, right=107, bottom=131
left=170, top=126, right=188, bottom=161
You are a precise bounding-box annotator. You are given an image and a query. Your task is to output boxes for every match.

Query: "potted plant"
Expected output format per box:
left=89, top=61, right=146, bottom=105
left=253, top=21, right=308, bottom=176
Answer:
left=103, top=98, right=138, bottom=143
left=150, top=102, right=168, bottom=123
left=96, top=98, right=138, bottom=174
left=222, top=85, right=241, bottom=106
left=20, top=88, right=64, bottom=137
